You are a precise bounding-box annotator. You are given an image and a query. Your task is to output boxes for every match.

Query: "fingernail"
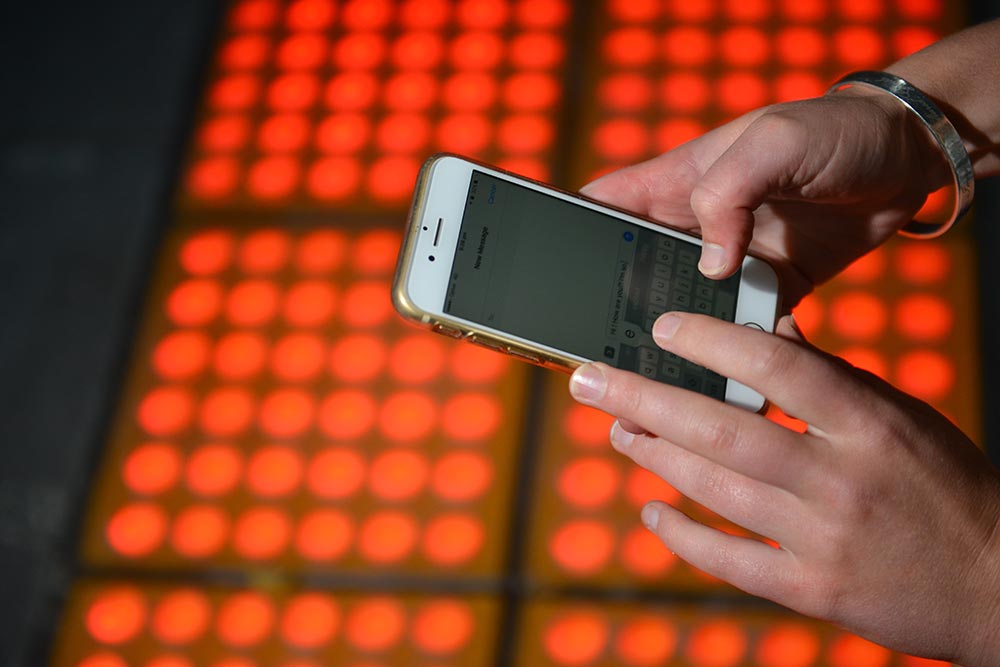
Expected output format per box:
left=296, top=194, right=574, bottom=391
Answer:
left=641, top=503, right=661, bottom=532
left=570, top=363, right=607, bottom=403
left=610, top=420, right=634, bottom=451
left=789, top=313, right=803, bottom=336
left=652, top=313, right=681, bottom=344
left=698, top=243, right=727, bottom=276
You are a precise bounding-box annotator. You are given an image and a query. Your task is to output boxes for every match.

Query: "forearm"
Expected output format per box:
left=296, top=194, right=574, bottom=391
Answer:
left=886, top=18, right=1000, bottom=179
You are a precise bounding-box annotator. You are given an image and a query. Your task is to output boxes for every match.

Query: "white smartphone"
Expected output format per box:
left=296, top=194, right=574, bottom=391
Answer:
left=392, top=154, right=780, bottom=411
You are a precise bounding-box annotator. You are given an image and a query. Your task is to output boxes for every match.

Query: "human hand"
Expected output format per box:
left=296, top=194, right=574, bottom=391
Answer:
left=579, top=93, right=946, bottom=306
left=568, top=313, right=1000, bottom=666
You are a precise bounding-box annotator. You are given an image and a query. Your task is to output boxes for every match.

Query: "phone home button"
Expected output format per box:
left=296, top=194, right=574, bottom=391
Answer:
left=742, top=321, right=765, bottom=331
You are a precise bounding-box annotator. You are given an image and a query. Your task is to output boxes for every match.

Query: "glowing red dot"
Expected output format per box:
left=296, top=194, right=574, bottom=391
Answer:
left=137, top=387, right=194, bottom=436
left=563, top=404, right=614, bottom=448
left=828, top=633, right=891, bottom=667
left=152, top=331, right=210, bottom=380
left=719, top=26, right=770, bottom=66
left=660, top=73, right=710, bottom=113
left=86, top=587, right=147, bottom=645
left=375, top=113, right=430, bottom=153
left=609, top=0, right=660, bottom=21
left=509, top=32, right=564, bottom=69
left=341, top=0, right=393, bottom=30
left=717, top=72, right=769, bottom=114
left=282, top=281, right=337, bottom=327
left=593, top=119, right=649, bottom=161
left=774, top=73, right=826, bottom=103
left=431, top=451, right=493, bottom=502
left=213, top=332, right=267, bottom=380
left=388, top=334, right=445, bottom=383
left=285, top=0, right=335, bottom=28
left=443, top=72, right=497, bottom=111
left=399, top=0, right=450, bottom=27
left=620, top=526, right=678, bottom=577
left=332, top=32, right=387, bottom=70
left=329, top=333, right=386, bottom=382
left=598, top=74, right=652, bottom=112
left=380, top=391, right=437, bottom=442
left=199, top=387, right=255, bottom=436
left=498, top=115, right=553, bottom=153
left=217, top=592, right=276, bottom=647
left=167, top=279, right=223, bottom=326
left=776, top=27, right=827, bottom=66
left=369, top=448, right=429, bottom=501
left=258, top=389, right=315, bottom=438
left=106, top=503, right=167, bottom=557
left=833, top=26, right=886, bottom=68
left=367, top=156, right=420, bottom=202
left=233, top=507, right=291, bottom=560
left=686, top=619, right=748, bottom=667
left=324, top=72, right=379, bottom=111
left=241, top=229, right=291, bottom=272
left=436, top=114, right=492, bottom=154
left=315, top=114, right=370, bottom=153
left=220, top=34, right=270, bottom=70
left=210, top=74, right=260, bottom=111
left=829, top=291, right=887, bottom=340
left=296, top=508, right=354, bottom=561
left=280, top=594, right=340, bottom=649
left=275, top=33, right=326, bottom=69
left=152, top=589, right=211, bottom=644
left=896, top=0, right=942, bottom=20
left=669, top=0, right=715, bottom=21
left=456, top=0, right=508, bottom=28
left=662, top=27, right=712, bottom=66
left=894, top=294, right=953, bottom=341
left=724, top=0, right=770, bottom=20
left=893, top=26, right=940, bottom=59
left=345, top=597, right=406, bottom=651
left=170, top=504, right=229, bottom=558
left=270, top=334, right=325, bottom=382
left=341, top=280, right=393, bottom=327
left=754, top=622, right=821, bottom=667
left=502, top=72, right=560, bottom=111
left=543, top=611, right=610, bottom=666
left=514, top=0, right=567, bottom=27
left=422, top=513, right=485, bottom=565
left=358, top=512, right=419, bottom=563
left=549, top=519, right=615, bottom=574
left=295, top=229, right=347, bottom=273
left=247, top=156, right=300, bottom=199
left=895, top=243, right=950, bottom=284
left=894, top=350, right=955, bottom=401
left=198, top=116, right=250, bottom=152
left=625, top=466, right=682, bottom=507
left=384, top=71, right=437, bottom=111
left=230, top=0, right=280, bottom=29
left=603, top=28, right=657, bottom=66
left=411, top=600, right=473, bottom=655
left=246, top=445, right=304, bottom=498
left=449, top=340, right=509, bottom=383
left=837, top=0, right=883, bottom=20
left=655, top=119, right=705, bottom=152
left=615, top=615, right=678, bottom=665
left=185, top=443, right=243, bottom=497
left=449, top=32, right=503, bottom=69
left=780, top=0, right=827, bottom=20
left=392, top=32, right=444, bottom=69
left=557, top=457, right=621, bottom=508
left=225, top=280, right=280, bottom=326
left=257, top=114, right=309, bottom=152
left=442, top=392, right=501, bottom=442
left=307, top=447, right=366, bottom=499
left=318, top=389, right=377, bottom=440
left=180, top=229, right=234, bottom=275
left=187, top=157, right=239, bottom=200
left=123, top=442, right=182, bottom=495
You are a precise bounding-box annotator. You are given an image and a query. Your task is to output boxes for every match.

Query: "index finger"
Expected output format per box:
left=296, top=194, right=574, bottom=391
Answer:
left=652, top=312, right=864, bottom=432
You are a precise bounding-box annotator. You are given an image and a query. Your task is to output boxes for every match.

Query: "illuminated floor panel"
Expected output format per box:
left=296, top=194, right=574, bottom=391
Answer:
left=181, top=0, right=570, bottom=211
left=80, top=221, right=528, bottom=577
left=517, top=600, right=952, bottom=666
left=51, top=579, right=498, bottom=667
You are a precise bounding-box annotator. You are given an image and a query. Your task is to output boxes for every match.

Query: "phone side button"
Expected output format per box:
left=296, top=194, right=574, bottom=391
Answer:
left=469, top=335, right=506, bottom=353
left=432, top=324, right=463, bottom=338
left=506, top=346, right=541, bottom=364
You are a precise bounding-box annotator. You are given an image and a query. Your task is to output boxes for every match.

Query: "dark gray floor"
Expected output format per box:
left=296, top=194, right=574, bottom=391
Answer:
left=0, top=3, right=219, bottom=665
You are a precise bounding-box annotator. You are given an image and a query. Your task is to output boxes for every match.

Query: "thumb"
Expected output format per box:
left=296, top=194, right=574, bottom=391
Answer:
left=690, top=114, right=810, bottom=279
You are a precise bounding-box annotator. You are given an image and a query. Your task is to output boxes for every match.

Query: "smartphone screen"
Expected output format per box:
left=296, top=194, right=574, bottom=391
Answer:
left=443, top=170, right=740, bottom=399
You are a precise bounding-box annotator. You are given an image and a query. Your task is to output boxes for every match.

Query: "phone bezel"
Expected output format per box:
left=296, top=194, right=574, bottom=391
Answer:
left=393, top=153, right=780, bottom=412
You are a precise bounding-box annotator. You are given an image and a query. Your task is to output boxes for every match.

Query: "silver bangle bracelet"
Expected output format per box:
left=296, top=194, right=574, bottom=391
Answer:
left=827, top=70, right=974, bottom=238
